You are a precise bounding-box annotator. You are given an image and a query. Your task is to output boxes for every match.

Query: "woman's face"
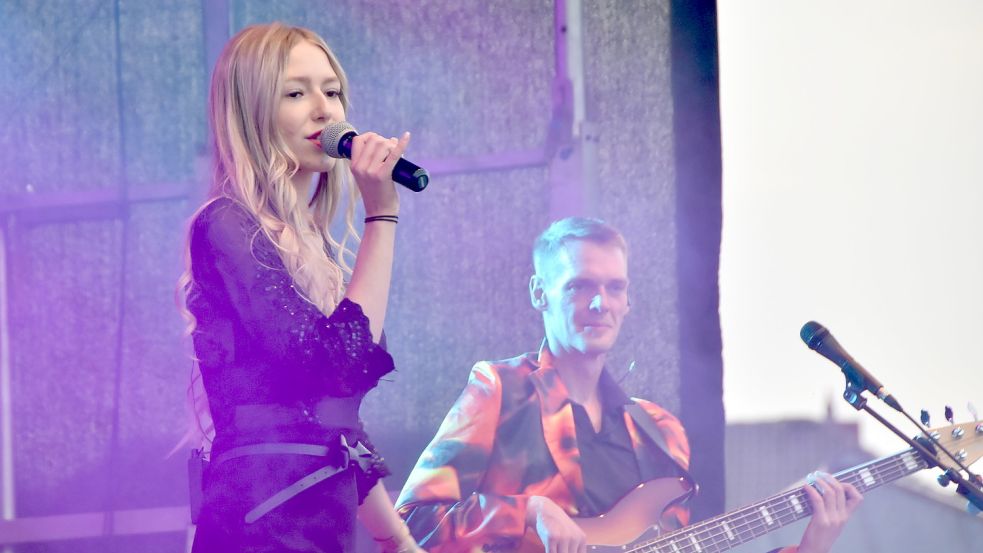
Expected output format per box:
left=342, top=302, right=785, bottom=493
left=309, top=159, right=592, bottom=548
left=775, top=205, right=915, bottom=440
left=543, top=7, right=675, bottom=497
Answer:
left=277, top=40, right=345, bottom=188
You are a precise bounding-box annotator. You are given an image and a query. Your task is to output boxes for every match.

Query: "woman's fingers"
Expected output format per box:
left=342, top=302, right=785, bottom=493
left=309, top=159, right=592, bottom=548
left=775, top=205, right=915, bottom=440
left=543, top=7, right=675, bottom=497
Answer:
left=386, top=132, right=411, bottom=168
left=351, top=131, right=411, bottom=180
left=348, top=130, right=411, bottom=216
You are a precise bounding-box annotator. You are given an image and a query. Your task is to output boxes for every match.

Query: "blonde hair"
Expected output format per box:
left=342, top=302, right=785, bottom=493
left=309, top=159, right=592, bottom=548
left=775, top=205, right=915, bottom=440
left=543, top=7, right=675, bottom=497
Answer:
left=533, top=217, right=628, bottom=283
left=175, top=23, right=359, bottom=450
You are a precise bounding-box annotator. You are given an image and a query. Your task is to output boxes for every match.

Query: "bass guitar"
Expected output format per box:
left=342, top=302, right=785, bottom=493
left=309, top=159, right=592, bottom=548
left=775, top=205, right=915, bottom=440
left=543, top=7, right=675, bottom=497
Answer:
left=516, top=421, right=982, bottom=552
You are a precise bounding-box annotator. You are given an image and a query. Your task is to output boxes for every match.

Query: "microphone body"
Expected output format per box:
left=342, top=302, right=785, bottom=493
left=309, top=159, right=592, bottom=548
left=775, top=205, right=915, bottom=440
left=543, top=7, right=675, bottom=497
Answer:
left=800, top=321, right=902, bottom=411
left=320, top=122, right=429, bottom=192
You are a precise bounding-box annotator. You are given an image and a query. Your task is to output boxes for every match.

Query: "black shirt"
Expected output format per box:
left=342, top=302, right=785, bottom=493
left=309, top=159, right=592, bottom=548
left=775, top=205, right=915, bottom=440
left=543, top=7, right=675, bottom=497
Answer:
left=570, top=370, right=681, bottom=517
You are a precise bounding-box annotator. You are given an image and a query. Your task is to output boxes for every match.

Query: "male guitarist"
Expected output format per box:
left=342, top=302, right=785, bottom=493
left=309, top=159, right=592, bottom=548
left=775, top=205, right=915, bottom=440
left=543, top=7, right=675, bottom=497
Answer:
left=396, top=217, right=863, bottom=553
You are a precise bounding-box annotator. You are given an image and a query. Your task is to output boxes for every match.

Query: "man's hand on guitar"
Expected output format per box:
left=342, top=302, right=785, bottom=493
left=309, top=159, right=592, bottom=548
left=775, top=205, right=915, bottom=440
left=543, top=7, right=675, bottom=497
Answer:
left=525, top=495, right=587, bottom=553
left=797, top=471, right=863, bottom=553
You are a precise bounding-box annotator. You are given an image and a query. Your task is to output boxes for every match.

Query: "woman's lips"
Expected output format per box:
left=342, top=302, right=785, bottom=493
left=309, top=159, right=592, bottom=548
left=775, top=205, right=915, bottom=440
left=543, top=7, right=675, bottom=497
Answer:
left=306, top=130, right=324, bottom=150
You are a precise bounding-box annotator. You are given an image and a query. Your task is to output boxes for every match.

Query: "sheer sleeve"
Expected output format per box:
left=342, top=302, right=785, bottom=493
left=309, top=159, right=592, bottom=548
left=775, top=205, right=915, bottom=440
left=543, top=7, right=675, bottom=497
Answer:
left=189, top=198, right=394, bottom=397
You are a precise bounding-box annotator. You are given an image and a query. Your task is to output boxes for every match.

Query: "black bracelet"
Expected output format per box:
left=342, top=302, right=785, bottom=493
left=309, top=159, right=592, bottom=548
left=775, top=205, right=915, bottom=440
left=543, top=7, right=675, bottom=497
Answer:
left=364, top=215, right=399, bottom=224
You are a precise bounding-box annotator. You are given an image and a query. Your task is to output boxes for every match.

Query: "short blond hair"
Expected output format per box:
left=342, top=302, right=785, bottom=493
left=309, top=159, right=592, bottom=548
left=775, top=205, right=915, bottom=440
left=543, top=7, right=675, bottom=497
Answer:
left=532, top=217, right=628, bottom=280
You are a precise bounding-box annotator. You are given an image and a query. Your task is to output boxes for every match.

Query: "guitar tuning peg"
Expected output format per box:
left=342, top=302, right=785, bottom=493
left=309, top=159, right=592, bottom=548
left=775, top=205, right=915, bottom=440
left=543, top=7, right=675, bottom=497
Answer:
left=969, top=402, right=979, bottom=422
left=945, top=405, right=954, bottom=424
left=920, top=409, right=930, bottom=426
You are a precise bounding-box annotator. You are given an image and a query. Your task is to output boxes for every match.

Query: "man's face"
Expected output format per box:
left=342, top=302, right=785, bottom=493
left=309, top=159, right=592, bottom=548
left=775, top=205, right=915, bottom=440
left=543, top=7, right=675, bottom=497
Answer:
left=532, top=240, right=630, bottom=358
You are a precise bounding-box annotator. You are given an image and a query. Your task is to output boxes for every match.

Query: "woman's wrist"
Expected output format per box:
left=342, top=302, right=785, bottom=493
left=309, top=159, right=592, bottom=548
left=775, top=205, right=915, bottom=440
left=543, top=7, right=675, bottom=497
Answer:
left=364, top=214, right=398, bottom=224
left=364, top=206, right=399, bottom=216
left=372, top=523, right=420, bottom=553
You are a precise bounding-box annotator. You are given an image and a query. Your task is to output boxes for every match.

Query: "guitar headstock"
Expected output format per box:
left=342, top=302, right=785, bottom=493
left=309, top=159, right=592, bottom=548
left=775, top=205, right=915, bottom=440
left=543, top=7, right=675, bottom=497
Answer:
left=925, top=421, right=983, bottom=470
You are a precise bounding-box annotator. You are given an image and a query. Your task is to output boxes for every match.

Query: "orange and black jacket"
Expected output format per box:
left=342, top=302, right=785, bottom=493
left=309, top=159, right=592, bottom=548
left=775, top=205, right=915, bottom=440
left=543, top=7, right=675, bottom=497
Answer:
left=395, top=345, right=691, bottom=552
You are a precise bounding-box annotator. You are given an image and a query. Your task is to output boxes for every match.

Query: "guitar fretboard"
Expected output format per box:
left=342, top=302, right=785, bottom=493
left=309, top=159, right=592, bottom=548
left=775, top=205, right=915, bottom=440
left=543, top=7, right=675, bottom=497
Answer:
left=631, top=448, right=929, bottom=553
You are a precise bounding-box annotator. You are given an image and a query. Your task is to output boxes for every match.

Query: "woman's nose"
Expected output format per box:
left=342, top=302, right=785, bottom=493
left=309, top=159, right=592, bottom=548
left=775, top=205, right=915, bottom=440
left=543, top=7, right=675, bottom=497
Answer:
left=312, top=92, right=331, bottom=120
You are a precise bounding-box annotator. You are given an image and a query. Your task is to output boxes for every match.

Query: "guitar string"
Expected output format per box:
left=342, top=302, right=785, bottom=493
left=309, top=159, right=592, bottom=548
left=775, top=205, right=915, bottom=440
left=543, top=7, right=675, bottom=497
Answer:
left=609, top=448, right=931, bottom=553
left=626, top=426, right=976, bottom=552
left=647, top=459, right=920, bottom=553
left=665, top=457, right=922, bottom=553
left=634, top=454, right=925, bottom=553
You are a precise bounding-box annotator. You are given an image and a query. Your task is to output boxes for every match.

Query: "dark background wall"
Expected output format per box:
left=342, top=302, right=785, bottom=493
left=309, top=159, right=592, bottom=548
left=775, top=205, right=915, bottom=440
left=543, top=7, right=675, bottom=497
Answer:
left=0, top=1, right=724, bottom=550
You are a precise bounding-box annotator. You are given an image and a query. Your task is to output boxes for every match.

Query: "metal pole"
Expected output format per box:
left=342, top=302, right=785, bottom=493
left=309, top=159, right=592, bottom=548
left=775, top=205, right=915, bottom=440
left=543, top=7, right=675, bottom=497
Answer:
left=0, top=219, right=16, bottom=553
left=548, top=0, right=599, bottom=219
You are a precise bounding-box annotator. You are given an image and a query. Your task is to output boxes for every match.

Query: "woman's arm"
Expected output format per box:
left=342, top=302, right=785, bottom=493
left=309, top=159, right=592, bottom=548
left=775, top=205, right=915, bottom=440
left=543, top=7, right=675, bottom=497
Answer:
left=343, top=131, right=410, bottom=342
left=358, top=481, right=423, bottom=553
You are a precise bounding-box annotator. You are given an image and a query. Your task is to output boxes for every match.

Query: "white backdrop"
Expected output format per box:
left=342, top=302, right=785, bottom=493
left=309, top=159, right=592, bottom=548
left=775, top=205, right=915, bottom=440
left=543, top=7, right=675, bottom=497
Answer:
left=718, top=0, right=983, bottom=500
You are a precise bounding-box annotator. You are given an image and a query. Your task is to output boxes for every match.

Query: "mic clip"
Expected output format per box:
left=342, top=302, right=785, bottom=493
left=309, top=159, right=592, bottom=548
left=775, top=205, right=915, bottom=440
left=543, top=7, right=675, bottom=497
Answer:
left=841, top=377, right=868, bottom=411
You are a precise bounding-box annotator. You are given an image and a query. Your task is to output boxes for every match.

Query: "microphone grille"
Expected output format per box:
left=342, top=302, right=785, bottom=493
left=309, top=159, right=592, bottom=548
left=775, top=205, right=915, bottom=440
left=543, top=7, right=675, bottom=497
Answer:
left=800, top=321, right=828, bottom=349
left=320, top=121, right=357, bottom=158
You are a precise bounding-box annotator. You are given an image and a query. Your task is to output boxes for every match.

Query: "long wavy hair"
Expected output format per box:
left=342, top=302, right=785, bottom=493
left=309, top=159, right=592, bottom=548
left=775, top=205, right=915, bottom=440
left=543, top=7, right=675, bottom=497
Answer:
left=175, top=23, right=359, bottom=451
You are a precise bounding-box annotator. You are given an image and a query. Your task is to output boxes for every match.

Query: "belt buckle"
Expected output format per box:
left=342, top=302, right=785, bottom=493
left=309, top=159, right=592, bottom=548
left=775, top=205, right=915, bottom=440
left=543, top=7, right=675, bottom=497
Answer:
left=340, top=434, right=373, bottom=472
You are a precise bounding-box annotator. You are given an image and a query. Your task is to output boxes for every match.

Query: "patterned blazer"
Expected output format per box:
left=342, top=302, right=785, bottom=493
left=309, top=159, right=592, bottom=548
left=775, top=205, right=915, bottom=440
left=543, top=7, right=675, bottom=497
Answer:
left=395, top=345, right=692, bottom=552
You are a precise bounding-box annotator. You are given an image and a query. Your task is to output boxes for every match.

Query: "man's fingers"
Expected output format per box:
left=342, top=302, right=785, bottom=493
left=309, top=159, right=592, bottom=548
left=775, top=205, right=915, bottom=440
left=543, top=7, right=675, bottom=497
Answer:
left=843, top=481, right=864, bottom=513
left=803, top=477, right=828, bottom=523
left=558, top=535, right=585, bottom=553
left=818, top=473, right=846, bottom=513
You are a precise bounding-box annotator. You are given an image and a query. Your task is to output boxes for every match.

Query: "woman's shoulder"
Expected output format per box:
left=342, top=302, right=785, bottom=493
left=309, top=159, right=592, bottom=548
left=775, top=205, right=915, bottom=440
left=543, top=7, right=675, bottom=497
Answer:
left=195, top=196, right=253, bottom=226
left=191, top=196, right=259, bottom=243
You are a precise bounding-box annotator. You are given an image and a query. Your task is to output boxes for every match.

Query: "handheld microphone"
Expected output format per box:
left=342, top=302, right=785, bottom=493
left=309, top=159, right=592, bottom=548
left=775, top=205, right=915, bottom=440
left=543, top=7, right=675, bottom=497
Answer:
left=320, top=122, right=429, bottom=192
left=800, top=321, right=903, bottom=412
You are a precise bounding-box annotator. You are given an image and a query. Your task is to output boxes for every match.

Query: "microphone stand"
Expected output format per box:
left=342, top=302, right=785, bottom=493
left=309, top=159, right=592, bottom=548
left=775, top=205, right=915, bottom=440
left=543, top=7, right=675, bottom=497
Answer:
left=840, top=378, right=983, bottom=513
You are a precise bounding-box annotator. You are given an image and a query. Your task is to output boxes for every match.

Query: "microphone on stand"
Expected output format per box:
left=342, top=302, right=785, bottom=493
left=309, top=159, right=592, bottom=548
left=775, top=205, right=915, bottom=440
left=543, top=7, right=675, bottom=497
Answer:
left=320, top=122, right=429, bottom=192
left=800, top=321, right=903, bottom=412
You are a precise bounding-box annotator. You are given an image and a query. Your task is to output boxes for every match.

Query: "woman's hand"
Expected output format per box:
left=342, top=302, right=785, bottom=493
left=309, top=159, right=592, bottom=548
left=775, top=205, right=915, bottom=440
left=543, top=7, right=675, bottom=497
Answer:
left=349, top=130, right=410, bottom=217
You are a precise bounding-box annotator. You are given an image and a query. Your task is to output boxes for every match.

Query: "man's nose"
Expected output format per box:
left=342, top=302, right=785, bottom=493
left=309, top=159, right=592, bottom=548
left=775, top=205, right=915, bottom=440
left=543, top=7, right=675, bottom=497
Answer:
left=588, top=293, right=605, bottom=313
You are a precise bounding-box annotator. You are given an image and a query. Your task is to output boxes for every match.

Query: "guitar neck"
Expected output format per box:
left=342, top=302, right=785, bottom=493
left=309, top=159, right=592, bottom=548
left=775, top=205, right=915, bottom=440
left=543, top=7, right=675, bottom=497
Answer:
left=634, top=448, right=929, bottom=553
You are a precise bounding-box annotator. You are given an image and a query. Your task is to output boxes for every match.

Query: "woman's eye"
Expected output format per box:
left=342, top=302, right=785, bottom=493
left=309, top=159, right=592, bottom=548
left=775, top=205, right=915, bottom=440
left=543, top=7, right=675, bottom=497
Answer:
left=324, top=90, right=341, bottom=98
left=286, top=91, right=303, bottom=99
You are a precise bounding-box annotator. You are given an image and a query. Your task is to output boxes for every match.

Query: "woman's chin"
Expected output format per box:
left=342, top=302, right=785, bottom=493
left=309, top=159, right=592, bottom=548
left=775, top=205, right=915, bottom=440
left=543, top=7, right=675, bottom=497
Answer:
left=300, top=158, right=336, bottom=176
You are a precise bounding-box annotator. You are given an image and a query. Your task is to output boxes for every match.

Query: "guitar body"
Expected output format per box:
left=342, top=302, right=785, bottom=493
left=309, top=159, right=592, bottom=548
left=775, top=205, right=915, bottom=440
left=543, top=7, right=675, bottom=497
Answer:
left=515, top=477, right=690, bottom=552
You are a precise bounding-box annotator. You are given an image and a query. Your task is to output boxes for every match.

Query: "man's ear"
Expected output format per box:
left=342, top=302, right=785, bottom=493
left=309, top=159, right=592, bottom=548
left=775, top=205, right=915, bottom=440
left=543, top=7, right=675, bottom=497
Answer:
left=529, top=275, right=548, bottom=312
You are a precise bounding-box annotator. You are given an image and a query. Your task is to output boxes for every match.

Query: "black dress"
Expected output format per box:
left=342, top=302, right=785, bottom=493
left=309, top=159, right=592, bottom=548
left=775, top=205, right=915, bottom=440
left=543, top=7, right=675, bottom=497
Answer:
left=186, top=197, right=393, bottom=552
